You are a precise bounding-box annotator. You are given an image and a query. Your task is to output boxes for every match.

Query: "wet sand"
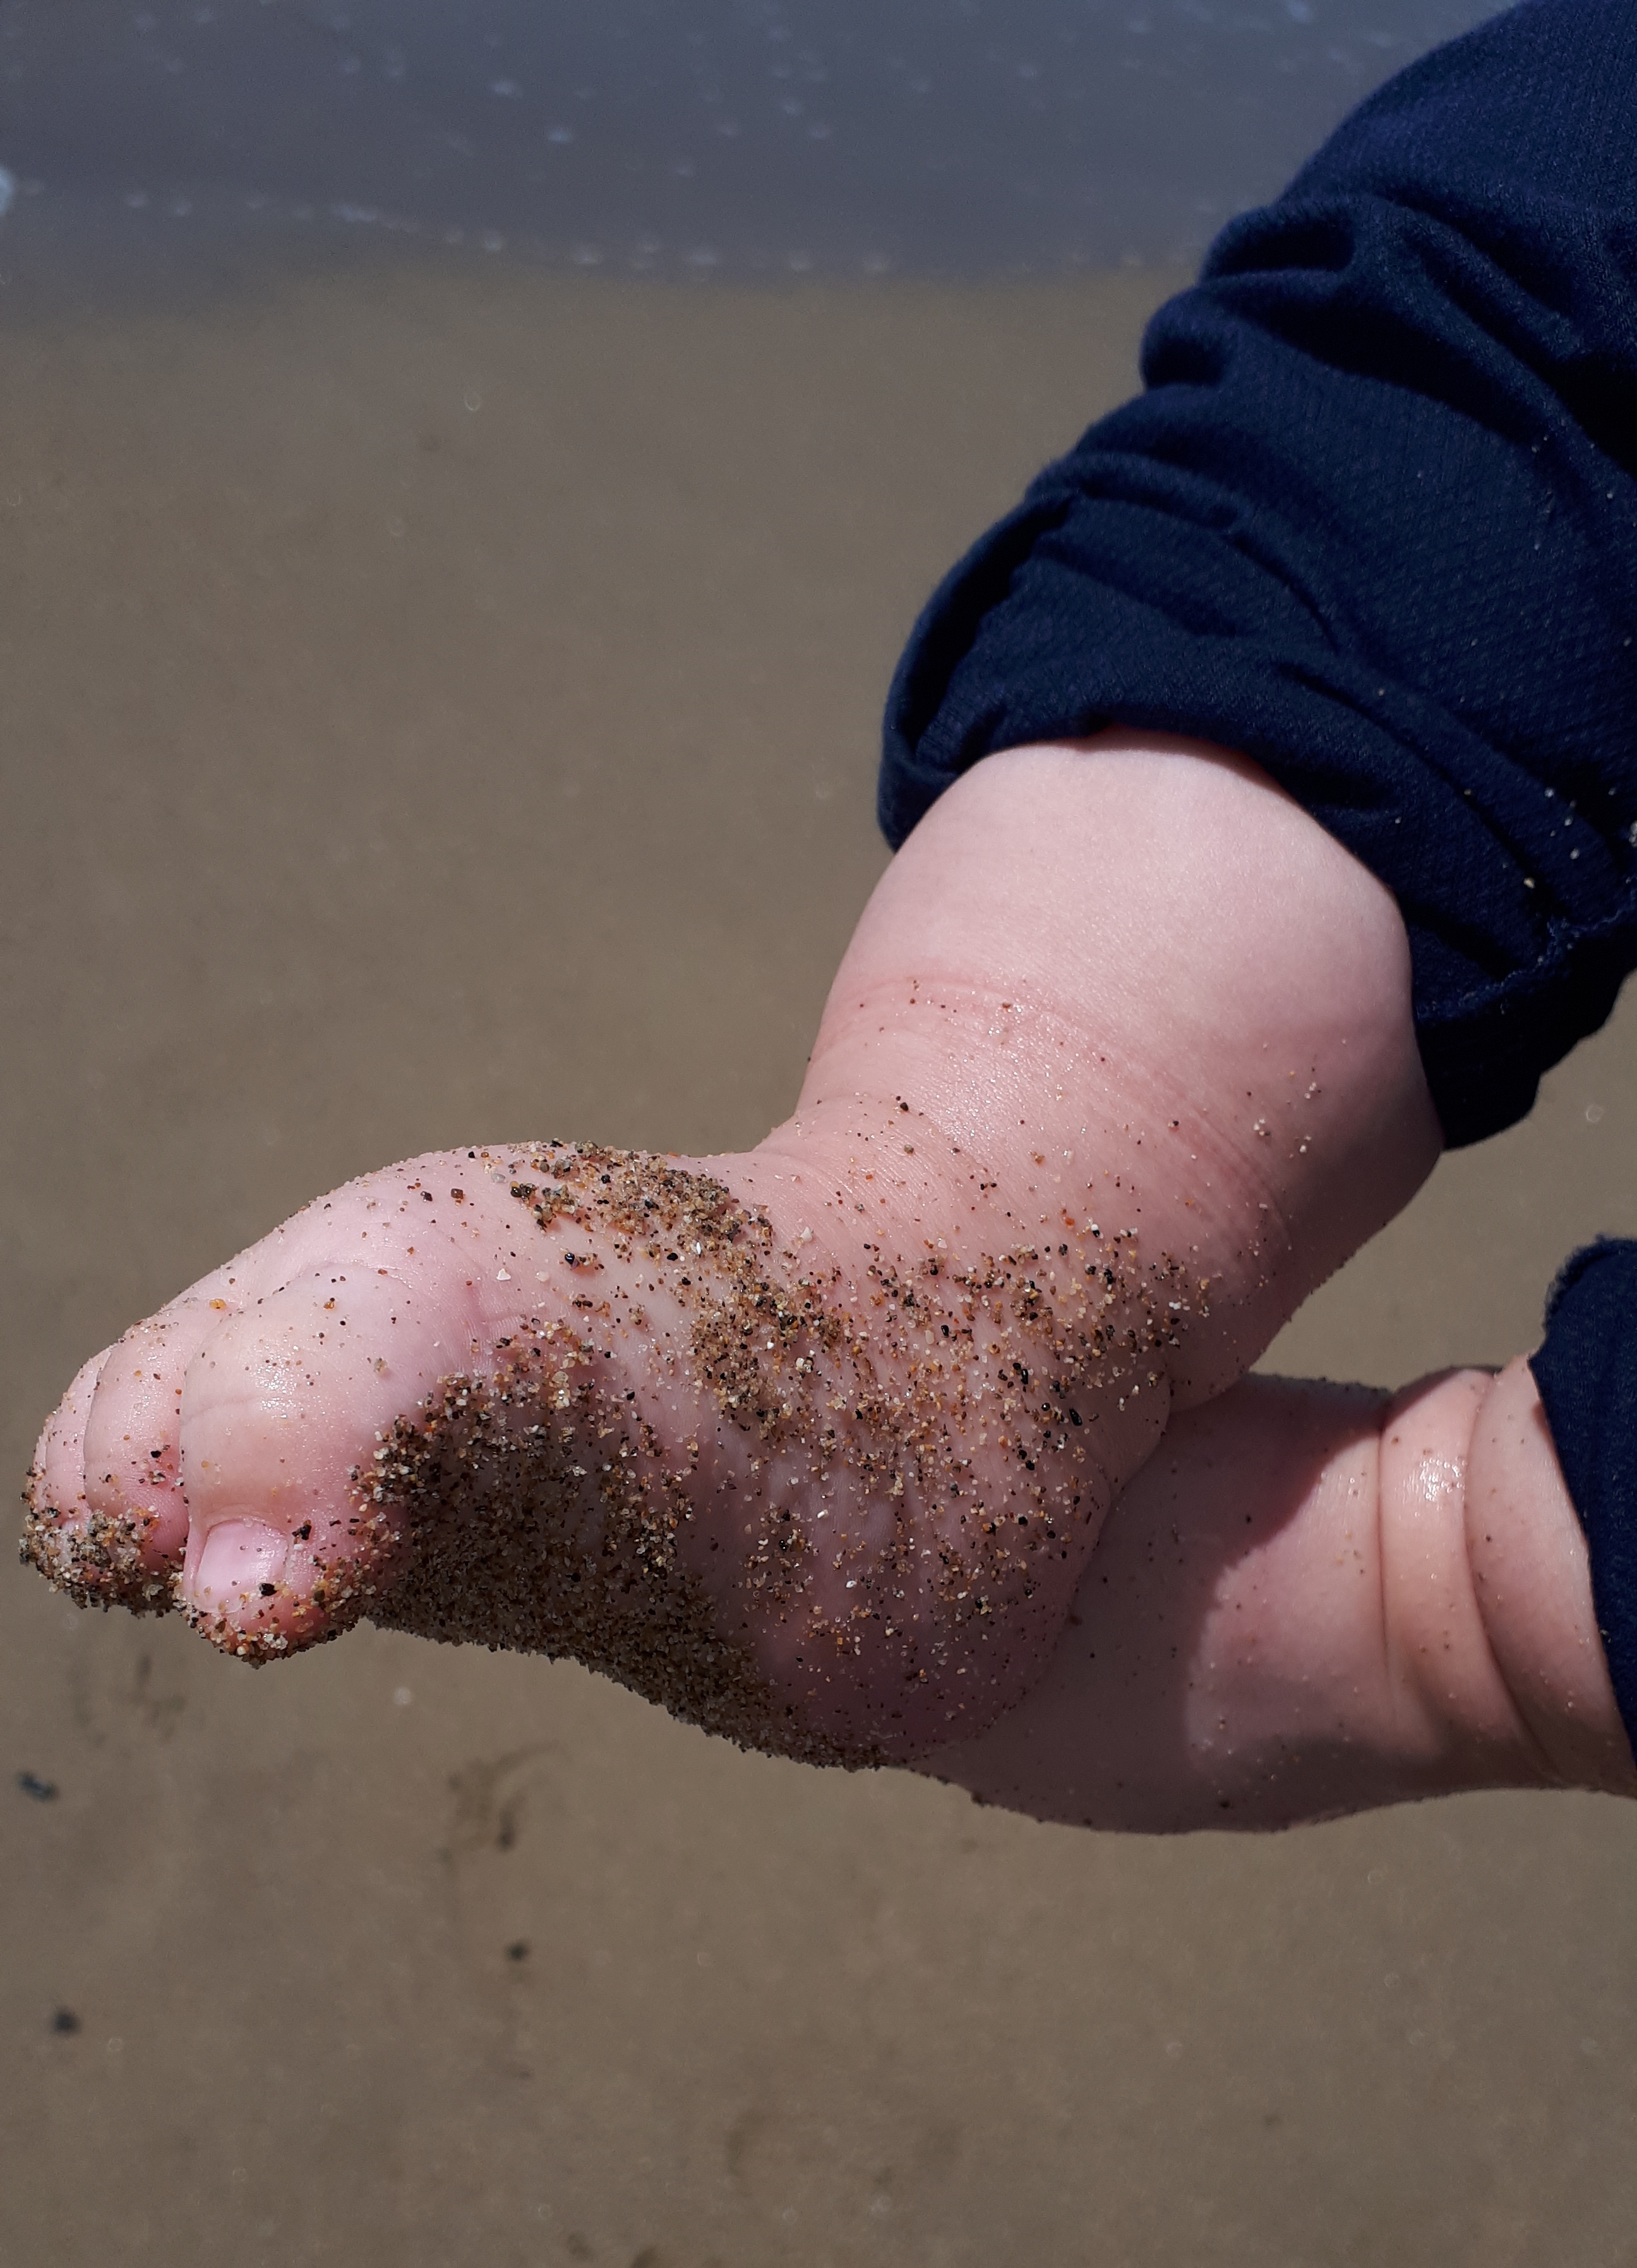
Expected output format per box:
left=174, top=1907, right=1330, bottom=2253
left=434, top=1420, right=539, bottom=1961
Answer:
left=0, top=0, right=1505, bottom=279
left=4, top=253, right=1637, bottom=2267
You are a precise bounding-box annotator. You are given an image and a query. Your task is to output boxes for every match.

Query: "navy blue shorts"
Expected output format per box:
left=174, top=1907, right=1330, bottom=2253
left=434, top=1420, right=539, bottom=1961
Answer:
left=878, top=0, right=1637, bottom=1753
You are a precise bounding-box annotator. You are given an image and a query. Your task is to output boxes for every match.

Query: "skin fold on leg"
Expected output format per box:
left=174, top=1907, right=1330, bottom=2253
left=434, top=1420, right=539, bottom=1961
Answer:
left=37, top=731, right=1616, bottom=1817
left=916, top=1360, right=1636, bottom=1830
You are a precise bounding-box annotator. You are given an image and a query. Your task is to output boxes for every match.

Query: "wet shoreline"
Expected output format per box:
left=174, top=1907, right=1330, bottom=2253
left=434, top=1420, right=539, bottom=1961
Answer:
left=1, top=0, right=1505, bottom=299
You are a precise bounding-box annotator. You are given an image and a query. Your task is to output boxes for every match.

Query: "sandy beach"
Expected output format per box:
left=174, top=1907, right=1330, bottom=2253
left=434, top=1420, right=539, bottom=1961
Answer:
left=4, top=248, right=1636, bottom=2267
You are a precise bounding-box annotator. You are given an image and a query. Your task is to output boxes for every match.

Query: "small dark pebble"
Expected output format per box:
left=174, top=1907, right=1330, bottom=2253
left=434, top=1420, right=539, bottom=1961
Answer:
left=52, top=2008, right=80, bottom=2035
left=505, top=1940, right=530, bottom=1962
left=17, top=1771, right=57, bottom=1803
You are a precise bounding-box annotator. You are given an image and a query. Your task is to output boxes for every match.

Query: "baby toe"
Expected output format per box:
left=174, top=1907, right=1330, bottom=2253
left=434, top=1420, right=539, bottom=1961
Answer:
left=24, top=1286, right=246, bottom=1614
left=23, top=1348, right=116, bottom=1604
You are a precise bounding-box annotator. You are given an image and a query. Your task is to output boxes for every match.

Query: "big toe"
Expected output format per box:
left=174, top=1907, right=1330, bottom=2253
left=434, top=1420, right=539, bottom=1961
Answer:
left=24, top=1158, right=495, bottom=1652
left=167, top=1272, right=417, bottom=1657
left=166, top=1215, right=489, bottom=1657
left=27, top=1263, right=445, bottom=1653
left=27, top=1148, right=570, bottom=1660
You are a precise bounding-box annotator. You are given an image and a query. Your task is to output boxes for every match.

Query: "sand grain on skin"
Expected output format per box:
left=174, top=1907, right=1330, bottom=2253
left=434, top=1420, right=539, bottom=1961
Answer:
left=23, top=1139, right=1209, bottom=1760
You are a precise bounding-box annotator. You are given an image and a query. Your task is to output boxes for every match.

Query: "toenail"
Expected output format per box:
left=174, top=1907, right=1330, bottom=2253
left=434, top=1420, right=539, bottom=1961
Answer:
left=191, top=1519, right=289, bottom=1611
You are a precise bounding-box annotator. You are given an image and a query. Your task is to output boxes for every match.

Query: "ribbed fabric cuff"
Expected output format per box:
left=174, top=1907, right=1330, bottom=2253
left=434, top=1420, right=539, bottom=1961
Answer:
left=1530, top=1238, right=1637, bottom=1755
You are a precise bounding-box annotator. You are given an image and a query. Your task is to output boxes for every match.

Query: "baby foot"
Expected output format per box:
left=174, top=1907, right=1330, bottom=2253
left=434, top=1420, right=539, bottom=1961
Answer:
left=25, top=1120, right=1196, bottom=1762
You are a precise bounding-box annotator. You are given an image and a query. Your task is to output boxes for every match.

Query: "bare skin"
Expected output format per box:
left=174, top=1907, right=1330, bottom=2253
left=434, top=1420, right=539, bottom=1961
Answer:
left=926, top=1358, right=1637, bottom=1828
left=24, top=736, right=1634, bottom=1818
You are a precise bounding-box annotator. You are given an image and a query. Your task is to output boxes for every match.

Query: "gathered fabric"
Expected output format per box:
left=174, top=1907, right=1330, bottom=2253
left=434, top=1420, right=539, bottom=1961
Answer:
left=880, top=0, right=1637, bottom=1151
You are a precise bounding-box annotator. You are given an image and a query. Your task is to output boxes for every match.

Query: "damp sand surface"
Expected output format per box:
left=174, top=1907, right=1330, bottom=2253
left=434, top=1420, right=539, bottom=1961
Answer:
left=5, top=252, right=1637, bottom=2265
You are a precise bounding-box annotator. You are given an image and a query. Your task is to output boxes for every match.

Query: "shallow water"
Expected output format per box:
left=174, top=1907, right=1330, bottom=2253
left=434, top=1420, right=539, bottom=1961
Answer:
left=1, top=0, right=1502, bottom=295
